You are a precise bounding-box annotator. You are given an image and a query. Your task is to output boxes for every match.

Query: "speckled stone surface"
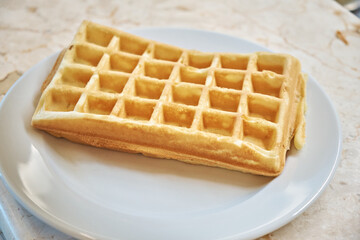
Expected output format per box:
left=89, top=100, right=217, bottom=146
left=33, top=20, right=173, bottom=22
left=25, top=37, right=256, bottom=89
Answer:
left=0, top=0, right=359, bottom=239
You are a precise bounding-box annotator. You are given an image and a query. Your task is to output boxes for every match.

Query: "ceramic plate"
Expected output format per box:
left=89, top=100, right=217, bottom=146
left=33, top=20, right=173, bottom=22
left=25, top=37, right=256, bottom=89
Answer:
left=0, top=28, right=341, bottom=240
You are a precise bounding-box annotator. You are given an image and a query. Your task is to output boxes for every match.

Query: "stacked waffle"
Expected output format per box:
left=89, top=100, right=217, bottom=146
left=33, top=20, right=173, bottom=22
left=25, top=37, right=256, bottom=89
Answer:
left=32, top=21, right=306, bottom=176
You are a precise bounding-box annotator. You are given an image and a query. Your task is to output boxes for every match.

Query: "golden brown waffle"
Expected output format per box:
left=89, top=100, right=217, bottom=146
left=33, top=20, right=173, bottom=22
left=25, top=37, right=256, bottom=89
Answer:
left=32, top=21, right=306, bottom=176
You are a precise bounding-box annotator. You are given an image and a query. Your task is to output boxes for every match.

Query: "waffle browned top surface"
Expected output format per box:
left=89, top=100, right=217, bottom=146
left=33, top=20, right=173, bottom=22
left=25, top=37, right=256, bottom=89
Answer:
left=33, top=21, right=305, bottom=171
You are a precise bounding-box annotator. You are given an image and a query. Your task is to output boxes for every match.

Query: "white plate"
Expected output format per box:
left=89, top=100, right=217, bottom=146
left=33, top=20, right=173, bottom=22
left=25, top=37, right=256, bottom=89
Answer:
left=0, top=28, right=341, bottom=240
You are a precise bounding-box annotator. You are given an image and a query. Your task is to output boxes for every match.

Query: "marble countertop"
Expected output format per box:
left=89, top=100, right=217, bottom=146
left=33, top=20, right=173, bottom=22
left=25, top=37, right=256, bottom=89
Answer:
left=0, top=0, right=359, bottom=239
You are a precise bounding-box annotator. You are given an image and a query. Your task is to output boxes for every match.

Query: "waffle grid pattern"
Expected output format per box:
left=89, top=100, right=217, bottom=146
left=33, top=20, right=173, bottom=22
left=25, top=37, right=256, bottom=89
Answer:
left=40, top=22, right=296, bottom=153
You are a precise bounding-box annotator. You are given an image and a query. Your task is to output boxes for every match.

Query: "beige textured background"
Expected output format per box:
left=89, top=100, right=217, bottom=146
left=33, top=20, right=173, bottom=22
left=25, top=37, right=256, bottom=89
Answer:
left=0, top=0, right=359, bottom=239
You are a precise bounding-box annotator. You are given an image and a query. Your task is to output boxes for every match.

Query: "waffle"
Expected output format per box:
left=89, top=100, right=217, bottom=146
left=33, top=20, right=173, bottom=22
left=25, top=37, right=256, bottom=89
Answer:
left=32, top=21, right=306, bottom=176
